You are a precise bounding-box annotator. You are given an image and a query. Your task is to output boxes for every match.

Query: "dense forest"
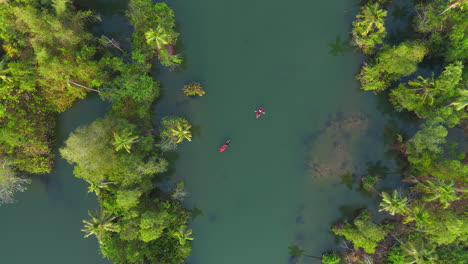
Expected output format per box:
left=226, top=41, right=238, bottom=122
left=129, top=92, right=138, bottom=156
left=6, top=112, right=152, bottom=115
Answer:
left=289, top=0, right=467, bottom=264
left=1, top=0, right=194, bottom=263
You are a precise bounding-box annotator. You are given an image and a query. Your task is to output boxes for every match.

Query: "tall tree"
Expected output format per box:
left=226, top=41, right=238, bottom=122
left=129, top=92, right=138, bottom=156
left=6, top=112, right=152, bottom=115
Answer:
left=145, top=26, right=172, bottom=50
left=81, top=210, right=119, bottom=243
left=417, top=179, right=461, bottom=208
left=0, top=159, right=30, bottom=205
left=112, top=129, right=140, bottom=153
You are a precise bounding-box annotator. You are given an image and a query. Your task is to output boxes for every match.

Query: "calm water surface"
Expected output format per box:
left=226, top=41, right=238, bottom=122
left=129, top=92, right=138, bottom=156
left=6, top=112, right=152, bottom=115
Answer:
left=0, top=1, right=405, bottom=263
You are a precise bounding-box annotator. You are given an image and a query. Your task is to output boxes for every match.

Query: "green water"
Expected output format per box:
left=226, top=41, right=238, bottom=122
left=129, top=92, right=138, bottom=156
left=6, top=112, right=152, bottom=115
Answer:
left=0, top=0, right=404, bottom=263
left=155, top=1, right=400, bottom=263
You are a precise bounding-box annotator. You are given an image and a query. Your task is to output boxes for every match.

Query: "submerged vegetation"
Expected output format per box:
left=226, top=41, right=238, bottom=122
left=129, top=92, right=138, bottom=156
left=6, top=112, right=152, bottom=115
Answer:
left=183, top=82, right=205, bottom=96
left=128, top=0, right=182, bottom=67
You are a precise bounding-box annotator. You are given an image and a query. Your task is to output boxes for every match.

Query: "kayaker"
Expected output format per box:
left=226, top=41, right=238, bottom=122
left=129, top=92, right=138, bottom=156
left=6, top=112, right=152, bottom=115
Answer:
left=255, top=107, right=265, bottom=119
left=219, top=139, right=231, bottom=152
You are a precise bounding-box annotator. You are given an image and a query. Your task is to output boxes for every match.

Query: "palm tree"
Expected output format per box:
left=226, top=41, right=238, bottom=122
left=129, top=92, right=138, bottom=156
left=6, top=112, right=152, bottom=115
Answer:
left=112, top=129, right=140, bottom=153
left=403, top=203, right=429, bottom=229
left=145, top=26, right=172, bottom=50
left=86, top=180, right=113, bottom=196
left=171, top=122, right=192, bottom=143
left=288, top=244, right=321, bottom=264
left=400, top=240, right=435, bottom=264
left=438, top=0, right=467, bottom=16
left=379, top=190, right=409, bottom=216
left=173, top=225, right=194, bottom=246
left=419, top=179, right=460, bottom=208
left=407, top=75, right=442, bottom=106
left=355, top=3, right=387, bottom=36
left=81, top=210, right=119, bottom=243
left=449, top=89, right=468, bottom=111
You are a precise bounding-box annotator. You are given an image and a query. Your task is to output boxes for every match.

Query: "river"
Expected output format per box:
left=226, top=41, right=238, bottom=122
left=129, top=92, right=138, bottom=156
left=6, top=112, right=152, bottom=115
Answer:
left=0, top=0, right=404, bottom=263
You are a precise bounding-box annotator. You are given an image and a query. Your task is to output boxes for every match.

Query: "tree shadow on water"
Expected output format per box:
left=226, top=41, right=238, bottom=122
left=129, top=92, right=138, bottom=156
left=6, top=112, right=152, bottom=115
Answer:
left=38, top=174, right=65, bottom=203
left=339, top=171, right=358, bottom=190
left=327, top=35, right=353, bottom=56
left=190, top=124, right=202, bottom=138
left=157, top=151, right=180, bottom=181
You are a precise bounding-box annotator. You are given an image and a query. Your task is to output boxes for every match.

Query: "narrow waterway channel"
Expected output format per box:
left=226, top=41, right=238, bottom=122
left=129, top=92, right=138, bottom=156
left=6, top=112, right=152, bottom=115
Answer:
left=154, top=0, right=401, bottom=263
left=0, top=0, right=405, bottom=263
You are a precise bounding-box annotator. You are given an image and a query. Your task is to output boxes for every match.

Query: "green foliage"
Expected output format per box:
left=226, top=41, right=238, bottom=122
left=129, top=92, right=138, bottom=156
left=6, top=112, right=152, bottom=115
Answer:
left=100, top=201, right=192, bottom=264
left=449, top=89, right=468, bottom=111
left=435, top=243, right=468, bottom=264
left=0, top=158, right=30, bottom=205
left=400, top=239, right=436, bottom=264
left=422, top=209, right=468, bottom=245
left=116, top=189, right=142, bottom=210
left=390, top=62, right=464, bottom=118
left=62, top=114, right=193, bottom=263
left=403, top=203, right=430, bottom=229
left=405, top=117, right=448, bottom=176
left=173, top=225, right=194, bottom=246
left=127, top=0, right=181, bottom=67
left=81, top=210, right=119, bottom=244
left=183, top=82, right=205, bottom=96
left=60, top=116, right=166, bottom=187
left=101, top=50, right=159, bottom=105
left=332, top=212, right=388, bottom=254
left=171, top=181, right=188, bottom=201
left=361, top=174, right=379, bottom=192
left=358, top=41, right=428, bottom=91
left=160, top=116, right=192, bottom=151
left=352, top=3, right=387, bottom=54
left=112, top=129, right=140, bottom=153
left=379, top=190, right=409, bottom=216
left=322, top=252, right=341, bottom=264
left=415, top=179, right=461, bottom=209
left=0, top=0, right=114, bottom=174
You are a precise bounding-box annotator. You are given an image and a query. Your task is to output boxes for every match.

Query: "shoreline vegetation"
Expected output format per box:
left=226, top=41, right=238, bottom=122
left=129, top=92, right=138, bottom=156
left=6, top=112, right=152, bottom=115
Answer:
left=291, top=0, right=466, bottom=264
left=1, top=0, right=194, bottom=263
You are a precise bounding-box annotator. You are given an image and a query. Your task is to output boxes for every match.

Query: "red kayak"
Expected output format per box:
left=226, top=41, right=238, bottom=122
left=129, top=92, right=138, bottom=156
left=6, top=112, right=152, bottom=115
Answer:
left=219, top=139, right=231, bottom=152
left=255, top=107, right=265, bottom=119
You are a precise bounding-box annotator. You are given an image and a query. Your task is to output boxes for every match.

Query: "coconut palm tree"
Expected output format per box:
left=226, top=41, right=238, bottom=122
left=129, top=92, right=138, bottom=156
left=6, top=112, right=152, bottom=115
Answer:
left=173, top=225, right=194, bottom=246
left=400, top=240, right=435, bottom=264
left=403, top=203, right=429, bottom=229
left=112, top=129, right=140, bottom=153
left=86, top=180, right=113, bottom=196
left=407, top=75, right=442, bottom=106
left=449, top=89, right=468, bottom=111
left=81, top=210, right=119, bottom=243
left=379, top=190, right=409, bottom=216
left=145, top=26, right=172, bottom=50
left=355, top=3, right=387, bottom=37
left=419, top=179, right=460, bottom=208
left=171, top=122, right=192, bottom=143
